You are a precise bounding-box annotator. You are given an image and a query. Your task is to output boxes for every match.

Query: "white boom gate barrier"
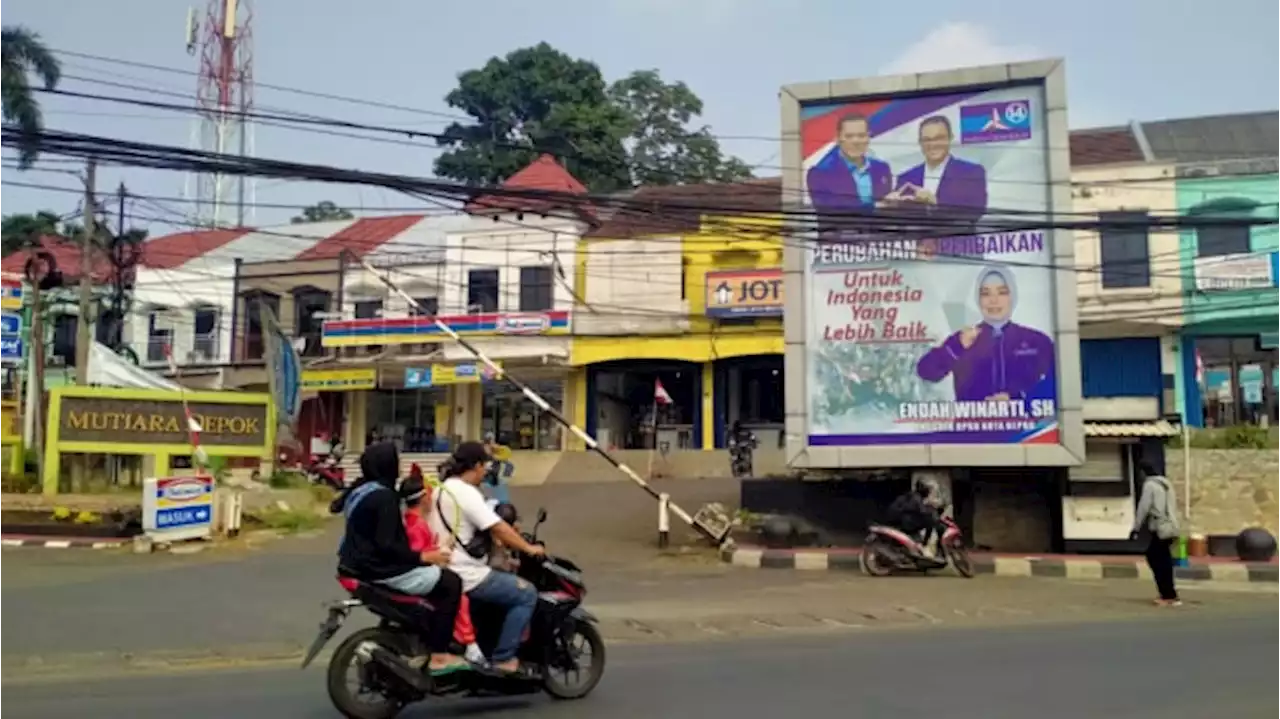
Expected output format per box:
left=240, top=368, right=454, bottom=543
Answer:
left=355, top=257, right=732, bottom=545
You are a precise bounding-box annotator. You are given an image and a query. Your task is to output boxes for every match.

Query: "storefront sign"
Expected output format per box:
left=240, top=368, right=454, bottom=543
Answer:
left=143, top=475, right=214, bottom=541
left=0, top=278, right=22, bottom=310
left=58, top=396, right=268, bottom=446
left=1194, top=252, right=1277, bottom=292
left=300, top=368, right=377, bottom=391
left=405, top=362, right=504, bottom=389
left=0, top=311, right=22, bottom=364
left=705, top=269, right=783, bottom=318
left=321, top=311, right=571, bottom=347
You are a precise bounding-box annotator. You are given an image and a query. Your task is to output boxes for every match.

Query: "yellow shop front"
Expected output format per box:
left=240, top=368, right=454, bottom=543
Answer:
left=570, top=217, right=784, bottom=451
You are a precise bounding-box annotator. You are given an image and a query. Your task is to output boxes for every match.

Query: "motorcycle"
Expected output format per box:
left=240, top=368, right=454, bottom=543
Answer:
left=860, top=514, right=975, bottom=578
left=306, top=445, right=347, bottom=490
left=728, top=433, right=757, bottom=479
left=302, top=508, right=605, bottom=719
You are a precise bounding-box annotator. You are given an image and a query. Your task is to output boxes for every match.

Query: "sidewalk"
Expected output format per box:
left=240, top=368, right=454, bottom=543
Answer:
left=724, top=545, right=1280, bottom=584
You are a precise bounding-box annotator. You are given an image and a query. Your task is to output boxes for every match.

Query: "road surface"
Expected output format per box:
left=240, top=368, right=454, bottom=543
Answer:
left=6, top=611, right=1276, bottom=718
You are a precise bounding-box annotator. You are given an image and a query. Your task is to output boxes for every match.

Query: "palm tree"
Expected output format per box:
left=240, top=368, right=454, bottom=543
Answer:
left=1, top=26, right=61, bottom=168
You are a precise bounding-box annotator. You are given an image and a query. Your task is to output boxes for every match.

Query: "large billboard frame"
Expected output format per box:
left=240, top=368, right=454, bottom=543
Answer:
left=780, top=59, right=1084, bottom=469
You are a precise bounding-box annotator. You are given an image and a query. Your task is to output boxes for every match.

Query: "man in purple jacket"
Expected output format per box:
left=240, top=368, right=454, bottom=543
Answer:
left=890, top=115, right=988, bottom=225
left=806, top=113, right=894, bottom=224
left=916, top=265, right=1055, bottom=402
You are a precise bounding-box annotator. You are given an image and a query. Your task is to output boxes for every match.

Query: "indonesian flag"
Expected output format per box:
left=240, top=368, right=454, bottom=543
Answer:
left=654, top=379, right=673, bottom=405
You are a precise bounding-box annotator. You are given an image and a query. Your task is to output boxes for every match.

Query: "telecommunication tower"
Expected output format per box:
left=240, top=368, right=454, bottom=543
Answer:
left=183, top=0, right=255, bottom=227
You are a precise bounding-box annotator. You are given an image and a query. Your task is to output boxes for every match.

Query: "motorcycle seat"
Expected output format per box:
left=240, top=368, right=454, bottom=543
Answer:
left=335, top=573, right=435, bottom=609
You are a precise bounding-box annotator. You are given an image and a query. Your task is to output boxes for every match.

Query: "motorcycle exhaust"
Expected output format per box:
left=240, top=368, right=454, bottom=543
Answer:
left=355, top=641, right=432, bottom=692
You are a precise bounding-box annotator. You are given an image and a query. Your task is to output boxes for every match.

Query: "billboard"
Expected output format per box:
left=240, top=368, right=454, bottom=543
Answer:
left=781, top=61, right=1084, bottom=468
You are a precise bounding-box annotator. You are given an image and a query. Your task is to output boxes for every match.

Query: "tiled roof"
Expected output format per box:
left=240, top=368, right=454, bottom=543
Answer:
left=139, top=227, right=252, bottom=269
left=294, top=215, right=425, bottom=261
left=585, top=178, right=782, bottom=238
left=1140, top=111, right=1279, bottom=164
left=464, top=154, right=592, bottom=218
left=0, top=236, right=131, bottom=284
left=1068, top=126, right=1145, bottom=167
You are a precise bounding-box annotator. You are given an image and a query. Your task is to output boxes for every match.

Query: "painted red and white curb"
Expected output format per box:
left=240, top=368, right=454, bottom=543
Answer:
left=1, top=535, right=129, bottom=549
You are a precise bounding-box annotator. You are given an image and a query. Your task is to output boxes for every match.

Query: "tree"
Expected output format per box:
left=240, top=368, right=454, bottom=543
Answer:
left=292, top=200, right=354, bottom=224
left=2, top=210, right=63, bottom=256
left=608, top=70, right=753, bottom=186
left=1, top=26, right=61, bottom=169
left=433, top=43, right=633, bottom=193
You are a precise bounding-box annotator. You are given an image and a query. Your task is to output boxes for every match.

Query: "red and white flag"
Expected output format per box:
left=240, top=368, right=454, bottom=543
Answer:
left=654, top=379, right=673, bottom=405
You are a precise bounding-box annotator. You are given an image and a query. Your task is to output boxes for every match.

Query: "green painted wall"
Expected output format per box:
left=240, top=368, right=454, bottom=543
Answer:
left=1177, top=174, right=1279, bottom=332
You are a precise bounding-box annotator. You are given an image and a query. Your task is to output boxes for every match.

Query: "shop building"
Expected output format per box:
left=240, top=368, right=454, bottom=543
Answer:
left=1167, top=113, right=1279, bottom=427
left=570, top=180, right=783, bottom=452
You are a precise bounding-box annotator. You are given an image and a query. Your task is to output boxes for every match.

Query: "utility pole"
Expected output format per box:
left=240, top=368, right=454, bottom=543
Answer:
left=76, top=159, right=97, bottom=384
left=117, top=182, right=127, bottom=236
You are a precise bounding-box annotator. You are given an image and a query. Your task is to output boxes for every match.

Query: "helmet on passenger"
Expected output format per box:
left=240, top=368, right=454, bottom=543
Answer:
left=494, top=502, right=519, bottom=526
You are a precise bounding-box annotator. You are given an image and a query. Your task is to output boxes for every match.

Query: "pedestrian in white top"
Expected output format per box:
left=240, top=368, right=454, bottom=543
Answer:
left=429, top=441, right=545, bottom=674
left=1130, top=461, right=1181, bottom=607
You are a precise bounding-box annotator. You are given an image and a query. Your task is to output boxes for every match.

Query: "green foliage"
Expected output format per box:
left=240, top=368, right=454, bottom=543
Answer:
left=267, top=469, right=308, bottom=489
left=252, top=506, right=325, bottom=534
left=434, top=44, right=751, bottom=192
left=1, top=26, right=61, bottom=168
left=1, top=211, right=147, bottom=258
left=291, top=200, right=354, bottom=224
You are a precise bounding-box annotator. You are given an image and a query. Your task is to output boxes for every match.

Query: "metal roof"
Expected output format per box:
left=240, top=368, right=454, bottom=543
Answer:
left=1083, top=420, right=1180, bottom=438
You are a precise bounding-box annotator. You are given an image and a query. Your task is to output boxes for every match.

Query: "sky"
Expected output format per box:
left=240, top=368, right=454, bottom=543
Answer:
left=2, top=0, right=1277, bottom=234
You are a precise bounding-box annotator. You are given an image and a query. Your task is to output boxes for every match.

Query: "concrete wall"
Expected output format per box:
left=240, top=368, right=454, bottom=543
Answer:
left=573, top=236, right=689, bottom=337
left=128, top=267, right=236, bottom=369
left=1072, top=162, right=1183, bottom=334
left=1165, top=448, right=1279, bottom=537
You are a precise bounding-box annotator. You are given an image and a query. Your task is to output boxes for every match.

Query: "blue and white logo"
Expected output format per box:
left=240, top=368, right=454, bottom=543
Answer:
left=0, top=312, right=20, bottom=335
left=404, top=367, right=430, bottom=389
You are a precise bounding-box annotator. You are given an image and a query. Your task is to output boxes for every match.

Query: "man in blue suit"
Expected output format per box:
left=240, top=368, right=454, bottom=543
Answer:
left=806, top=114, right=894, bottom=225
left=891, top=115, right=988, bottom=225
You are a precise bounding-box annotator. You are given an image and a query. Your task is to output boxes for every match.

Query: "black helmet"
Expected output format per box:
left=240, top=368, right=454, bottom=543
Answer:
left=494, top=502, right=519, bottom=526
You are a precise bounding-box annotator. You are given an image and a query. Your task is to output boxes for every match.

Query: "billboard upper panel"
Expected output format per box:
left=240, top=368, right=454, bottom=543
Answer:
left=780, top=60, right=1084, bottom=469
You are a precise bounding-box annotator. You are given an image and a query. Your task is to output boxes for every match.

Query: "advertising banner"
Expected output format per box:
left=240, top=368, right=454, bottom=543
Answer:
left=796, top=76, right=1067, bottom=449
left=705, top=269, right=783, bottom=318
left=405, top=362, right=504, bottom=389
left=143, top=475, right=214, bottom=542
left=300, top=368, right=378, bottom=391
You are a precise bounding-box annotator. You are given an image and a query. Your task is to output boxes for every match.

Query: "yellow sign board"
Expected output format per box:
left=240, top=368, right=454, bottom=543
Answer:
left=301, top=368, right=378, bottom=391
left=705, top=268, right=783, bottom=318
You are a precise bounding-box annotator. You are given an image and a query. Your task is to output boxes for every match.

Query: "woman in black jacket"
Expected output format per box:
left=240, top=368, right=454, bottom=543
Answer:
left=332, top=441, right=470, bottom=675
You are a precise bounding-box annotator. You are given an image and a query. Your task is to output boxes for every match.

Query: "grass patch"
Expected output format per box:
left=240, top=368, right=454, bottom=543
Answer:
left=248, top=507, right=327, bottom=534
left=1169, top=425, right=1278, bottom=450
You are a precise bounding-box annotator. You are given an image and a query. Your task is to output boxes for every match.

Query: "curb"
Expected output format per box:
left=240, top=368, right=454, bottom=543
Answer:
left=1, top=535, right=128, bottom=549
left=721, top=547, right=1280, bottom=584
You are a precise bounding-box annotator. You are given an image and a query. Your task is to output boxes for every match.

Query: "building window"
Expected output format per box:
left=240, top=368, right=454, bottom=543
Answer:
left=411, top=296, right=438, bottom=316
left=1196, top=225, right=1251, bottom=258
left=52, top=313, right=77, bottom=365
left=192, top=306, right=219, bottom=361
left=146, top=309, right=173, bottom=363
left=1098, top=211, right=1151, bottom=288
left=680, top=257, right=689, bottom=300
left=293, top=287, right=331, bottom=357
left=482, top=380, right=564, bottom=450
left=518, top=266, right=553, bottom=312
left=467, top=269, right=499, bottom=313
left=242, top=292, right=280, bottom=361
left=353, top=300, right=382, bottom=320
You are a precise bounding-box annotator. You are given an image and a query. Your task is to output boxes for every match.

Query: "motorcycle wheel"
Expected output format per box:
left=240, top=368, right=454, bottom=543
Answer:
left=946, top=542, right=975, bottom=578
left=543, top=619, right=607, bottom=700
left=859, top=537, right=894, bottom=577
left=326, top=628, right=409, bottom=719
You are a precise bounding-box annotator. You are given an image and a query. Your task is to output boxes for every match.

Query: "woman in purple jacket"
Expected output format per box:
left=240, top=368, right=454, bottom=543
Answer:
left=916, top=265, right=1055, bottom=402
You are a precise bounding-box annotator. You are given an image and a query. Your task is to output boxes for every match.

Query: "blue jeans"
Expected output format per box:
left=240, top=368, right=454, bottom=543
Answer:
left=469, top=570, right=536, bottom=662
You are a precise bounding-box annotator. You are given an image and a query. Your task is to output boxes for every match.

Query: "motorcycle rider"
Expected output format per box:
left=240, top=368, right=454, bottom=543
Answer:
left=331, top=441, right=470, bottom=676
left=887, top=477, right=945, bottom=559
left=430, top=441, right=545, bottom=675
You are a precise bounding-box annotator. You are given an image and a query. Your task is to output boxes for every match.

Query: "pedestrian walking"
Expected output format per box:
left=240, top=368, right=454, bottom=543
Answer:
left=1130, top=461, right=1181, bottom=606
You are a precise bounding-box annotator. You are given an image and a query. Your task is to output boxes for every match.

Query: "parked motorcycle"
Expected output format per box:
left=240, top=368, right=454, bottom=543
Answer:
left=860, top=515, right=975, bottom=578
left=728, top=432, right=757, bottom=479
left=303, top=508, right=605, bottom=719
left=306, top=445, right=347, bottom=490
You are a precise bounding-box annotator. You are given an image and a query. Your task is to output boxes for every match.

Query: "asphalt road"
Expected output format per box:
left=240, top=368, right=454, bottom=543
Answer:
left=6, top=612, right=1276, bottom=719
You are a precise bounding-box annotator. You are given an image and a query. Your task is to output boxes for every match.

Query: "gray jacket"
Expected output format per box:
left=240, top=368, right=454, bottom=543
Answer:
left=1133, top=475, right=1179, bottom=540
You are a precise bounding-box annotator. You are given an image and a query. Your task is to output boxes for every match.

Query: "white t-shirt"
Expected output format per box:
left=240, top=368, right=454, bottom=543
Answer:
left=923, top=156, right=950, bottom=195
left=428, top=478, right=502, bottom=591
